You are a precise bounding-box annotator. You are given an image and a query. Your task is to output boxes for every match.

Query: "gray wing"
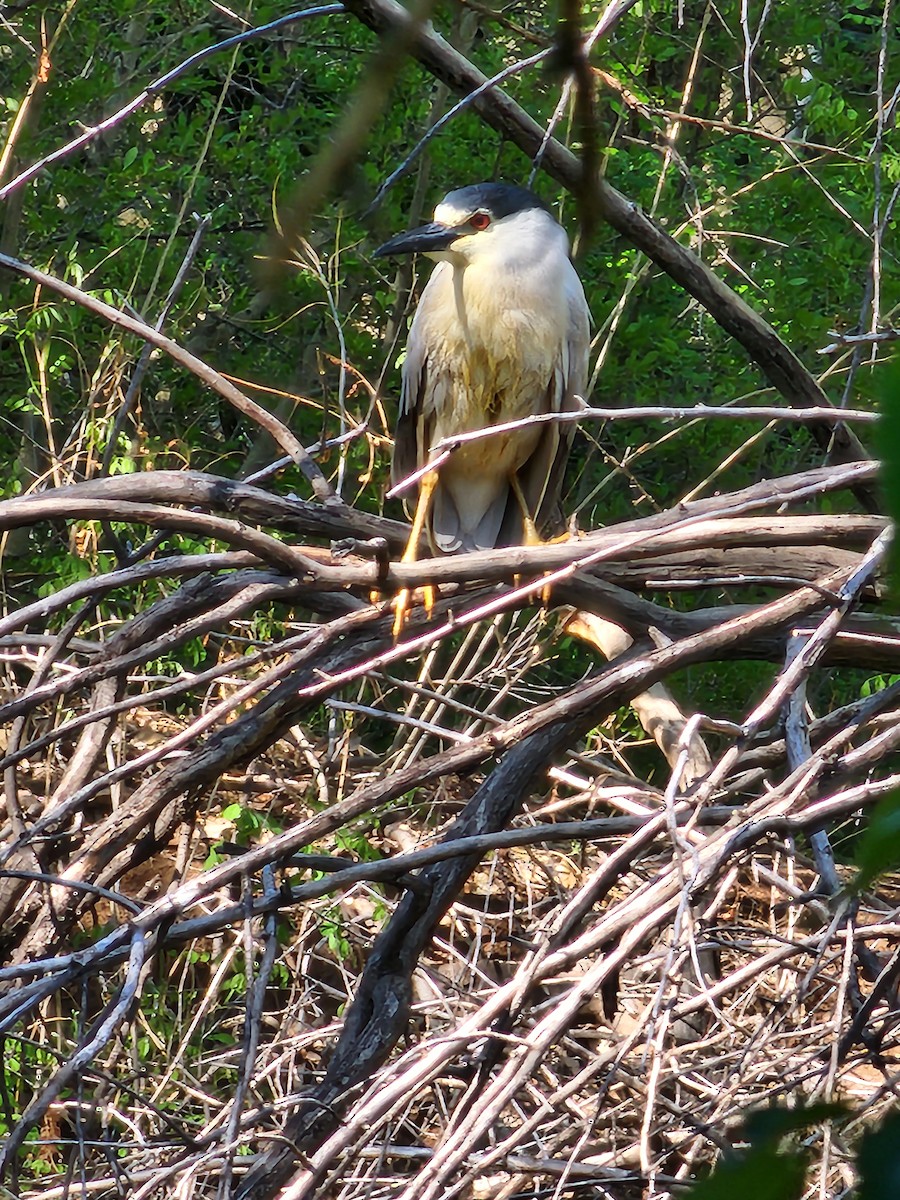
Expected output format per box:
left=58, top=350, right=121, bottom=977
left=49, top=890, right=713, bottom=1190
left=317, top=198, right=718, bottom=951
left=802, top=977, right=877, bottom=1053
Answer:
left=391, top=321, right=428, bottom=495
left=393, top=265, right=472, bottom=547
left=391, top=265, right=450, bottom=494
left=501, top=269, right=591, bottom=542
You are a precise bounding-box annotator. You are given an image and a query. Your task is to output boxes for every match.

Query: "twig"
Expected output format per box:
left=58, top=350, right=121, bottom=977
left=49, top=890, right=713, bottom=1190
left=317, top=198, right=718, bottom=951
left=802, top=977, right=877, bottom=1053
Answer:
left=0, top=7, right=346, bottom=202
left=0, top=252, right=335, bottom=502
left=819, top=328, right=900, bottom=354
left=0, top=929, right=149, bottom=1175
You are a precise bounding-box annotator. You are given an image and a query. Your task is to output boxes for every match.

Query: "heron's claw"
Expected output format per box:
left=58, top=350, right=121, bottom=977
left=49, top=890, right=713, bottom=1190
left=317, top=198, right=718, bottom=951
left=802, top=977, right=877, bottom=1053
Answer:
left=391, top=584, right=437, bottom=638
left=392, top=589, right=412, bottom=638
left=520, top=523, right=579, bottom=606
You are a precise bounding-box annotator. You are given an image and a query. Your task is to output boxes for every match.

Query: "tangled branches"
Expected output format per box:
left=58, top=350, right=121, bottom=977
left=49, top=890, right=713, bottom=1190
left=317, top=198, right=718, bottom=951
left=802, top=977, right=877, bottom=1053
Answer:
left=0, top=451, right=898, bottom=1197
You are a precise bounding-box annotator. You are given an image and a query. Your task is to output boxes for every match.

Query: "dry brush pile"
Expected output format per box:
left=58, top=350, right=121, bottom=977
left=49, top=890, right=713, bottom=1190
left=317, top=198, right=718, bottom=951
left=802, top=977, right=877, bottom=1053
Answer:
left=2, top=2, right=900, bottom=1199
left=1, top=445, right=898, bottom=1199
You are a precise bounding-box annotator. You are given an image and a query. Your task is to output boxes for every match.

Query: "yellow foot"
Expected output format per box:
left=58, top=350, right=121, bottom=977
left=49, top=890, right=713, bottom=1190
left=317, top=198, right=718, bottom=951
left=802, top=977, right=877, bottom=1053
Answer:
left=519, top=522, right=572, bottom=606
left=540, top=529, right=573, bottom=604
left=392, top=589, right=411, bottom=638
left=391, top=584, right=437, bottom=638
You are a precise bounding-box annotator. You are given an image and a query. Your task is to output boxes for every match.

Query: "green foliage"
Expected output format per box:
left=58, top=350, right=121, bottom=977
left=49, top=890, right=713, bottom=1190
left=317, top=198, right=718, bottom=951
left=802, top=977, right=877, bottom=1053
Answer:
left=688, top=1105, right=900, bottom=1200
left=34, top=551, right=94, bottom=595
left=852, top=789, right=900, bottom=892
left=687, top=1104, right=845, bottom=1200
left=688, top=1144, right=807, bottom=1200
left=319, top=906, right=352, bottom=960
left=334, top=825, right=381, bottom=862
left=857, top=1108, right=900, bottom=1198
left=0, top=1040, right=59, bottom=1139
left=220, top=802, right=282, bottom=846
left=860, top=672, right=900, bottom=698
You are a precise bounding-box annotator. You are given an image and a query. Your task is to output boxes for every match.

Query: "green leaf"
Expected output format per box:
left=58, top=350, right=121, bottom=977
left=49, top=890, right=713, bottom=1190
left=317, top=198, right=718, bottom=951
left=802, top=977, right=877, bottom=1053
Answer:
left=852, top=788, right=900, bottom=891
left=687, top=1146, right=807, bottom=1200
left=857, top=1108, right=900, bottom=1199
left=743, top=1103, right=845, bottom=1145
left=687, top=1103, right=845, bottom=1199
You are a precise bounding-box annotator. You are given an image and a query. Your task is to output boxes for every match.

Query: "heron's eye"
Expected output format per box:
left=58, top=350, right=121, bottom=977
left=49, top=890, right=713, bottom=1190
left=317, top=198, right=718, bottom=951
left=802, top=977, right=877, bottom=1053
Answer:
left=469, top=211, right=491, bottom=231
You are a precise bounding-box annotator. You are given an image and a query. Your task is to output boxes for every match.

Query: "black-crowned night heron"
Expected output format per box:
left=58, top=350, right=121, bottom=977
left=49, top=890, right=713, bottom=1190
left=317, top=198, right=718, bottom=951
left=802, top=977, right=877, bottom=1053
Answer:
left=375, top=182, right=590, bottom=632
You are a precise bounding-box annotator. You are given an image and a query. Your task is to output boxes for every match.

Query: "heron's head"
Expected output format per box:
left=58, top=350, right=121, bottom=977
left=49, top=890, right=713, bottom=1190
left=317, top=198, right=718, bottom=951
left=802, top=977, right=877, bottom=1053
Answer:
left=374, top=183, right=563, bottom=268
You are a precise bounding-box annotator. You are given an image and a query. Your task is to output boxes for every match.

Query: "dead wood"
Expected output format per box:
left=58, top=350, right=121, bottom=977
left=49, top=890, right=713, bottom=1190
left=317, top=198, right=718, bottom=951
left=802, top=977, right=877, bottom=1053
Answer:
left=2, top=464, right=897, bottom=1194
left=235, top=716, right=582, bottom=1200
left=561, top=610, right=712, bottom=787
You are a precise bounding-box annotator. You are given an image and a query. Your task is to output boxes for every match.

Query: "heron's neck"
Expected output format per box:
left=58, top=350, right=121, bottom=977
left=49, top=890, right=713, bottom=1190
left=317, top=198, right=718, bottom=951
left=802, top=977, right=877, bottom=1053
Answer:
left=447, top=251, right=566, bottom=351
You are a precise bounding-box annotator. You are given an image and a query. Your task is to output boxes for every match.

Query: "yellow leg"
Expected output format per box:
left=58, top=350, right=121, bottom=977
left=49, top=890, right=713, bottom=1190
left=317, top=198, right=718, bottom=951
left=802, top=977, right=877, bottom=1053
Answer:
left=509, top=473, right=559, bottom=604
left=509, top=473, right=541, bottom=546
left=393, top=470, right=438, bottom=637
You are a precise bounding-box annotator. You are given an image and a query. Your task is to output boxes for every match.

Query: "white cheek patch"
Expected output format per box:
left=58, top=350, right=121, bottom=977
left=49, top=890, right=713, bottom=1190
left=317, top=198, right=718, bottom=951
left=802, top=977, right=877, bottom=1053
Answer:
left=434, top=202, right=470, bottom=227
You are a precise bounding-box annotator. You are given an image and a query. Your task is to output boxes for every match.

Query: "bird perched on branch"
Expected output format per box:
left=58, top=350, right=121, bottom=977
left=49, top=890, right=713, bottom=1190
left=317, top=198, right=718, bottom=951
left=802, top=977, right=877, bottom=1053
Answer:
left=375, top=182, right=590, bottom=633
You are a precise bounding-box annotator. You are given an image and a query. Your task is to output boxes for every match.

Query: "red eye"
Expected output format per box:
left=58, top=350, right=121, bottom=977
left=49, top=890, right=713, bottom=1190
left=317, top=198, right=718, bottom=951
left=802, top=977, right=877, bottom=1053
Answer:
left=469, top=211, right=491, bottom=231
